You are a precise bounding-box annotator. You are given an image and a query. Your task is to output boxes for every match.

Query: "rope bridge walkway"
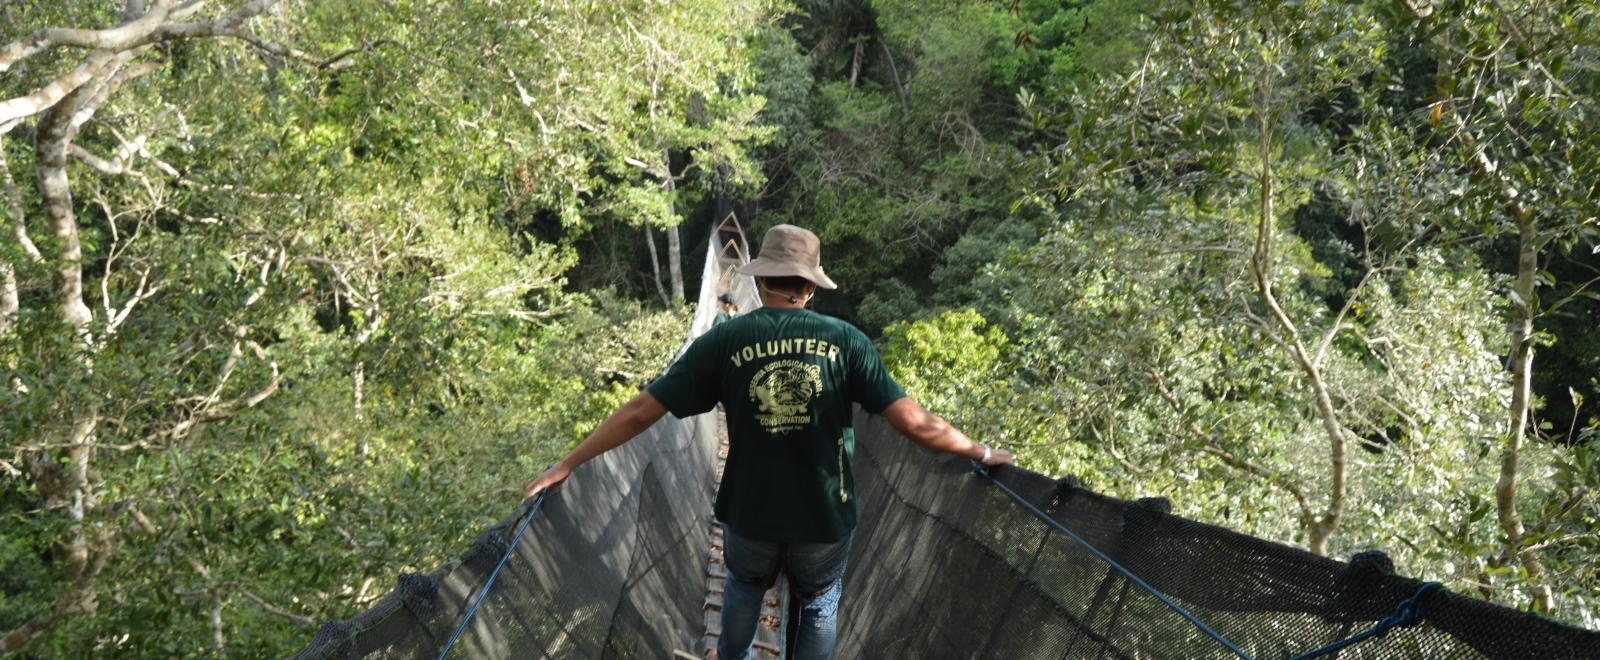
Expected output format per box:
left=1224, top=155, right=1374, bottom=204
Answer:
left=292, top=406, right=1600, bottom=659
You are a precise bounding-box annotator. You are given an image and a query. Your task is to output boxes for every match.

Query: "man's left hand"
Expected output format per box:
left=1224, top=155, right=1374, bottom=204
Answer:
left=983, top=447, right=1015, bottom=467
left=522, top=463, right=572, bottom=504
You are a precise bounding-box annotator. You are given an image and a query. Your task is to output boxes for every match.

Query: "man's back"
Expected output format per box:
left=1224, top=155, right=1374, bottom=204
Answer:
left=647, top=306, right=904, bottom=543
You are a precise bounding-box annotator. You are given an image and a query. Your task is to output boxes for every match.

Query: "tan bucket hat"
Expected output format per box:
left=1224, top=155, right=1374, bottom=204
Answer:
left=736, top=224, right=839, bottom=289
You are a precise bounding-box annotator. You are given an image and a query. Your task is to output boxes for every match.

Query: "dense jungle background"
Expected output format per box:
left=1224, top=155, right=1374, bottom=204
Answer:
left=2, top=0, right=1597, bottom=655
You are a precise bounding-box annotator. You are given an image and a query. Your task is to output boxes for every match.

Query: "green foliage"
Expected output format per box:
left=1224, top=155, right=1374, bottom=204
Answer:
left=943, top=0, right=1597, bottom=620
left=770, top=0, right=1598, bottom=624
left=1, top=0, right=765, bottom=655
left=5, top=0, right=1600, bottom=653
left=882, top=308, right=1008, bottom=409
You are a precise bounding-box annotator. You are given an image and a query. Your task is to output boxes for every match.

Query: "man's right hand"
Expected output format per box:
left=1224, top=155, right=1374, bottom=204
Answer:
left=982, top=447, right=1015, bottom=468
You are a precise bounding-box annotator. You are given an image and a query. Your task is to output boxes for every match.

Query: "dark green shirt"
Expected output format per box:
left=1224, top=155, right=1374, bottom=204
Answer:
left=647, top=307, right=906, bottom=543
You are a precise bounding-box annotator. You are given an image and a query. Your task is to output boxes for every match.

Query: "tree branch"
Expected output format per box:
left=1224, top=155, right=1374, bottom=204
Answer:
left=0, top=573, right=98, bottom=654
left=67, top=57, right=163, bottom=139
left=0, top=137, right=42, bottom=262
left=0, top=0, right=352, bottom=134
left=880, top=40, right=910, bottom=112
left=0, top=2, right=173, bottom=73
left=0, top=49, right=133, bottom=135
left=1494, top=487, right=1591, bottom=567
left=1146, top=369, right=1316, bottom=526
left=105, top=267, right=162, bottom=334
left=1198, top=444, right=1315, bottom=527
left=161, top=339, right=281, bottom=441
left=0, top=262, right=13, bottom=333
left=1484, top=0, right=1573, bottom=97
left=128, top=505, right=229, bottom=651
left=1313, top=267, right=1374, bottom=368
left=239, top=589, right=315, bottom=627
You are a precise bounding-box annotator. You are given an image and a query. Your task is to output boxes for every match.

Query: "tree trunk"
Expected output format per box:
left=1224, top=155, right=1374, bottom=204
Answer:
left=0, top=263, right=15, bottom=335
left=880, top=40, right=910, bottom=112
left=36, top=85, right=94, bottom=336
left=666, top=224, right=684, bottom=303
left=1497, top=214, right=1554, bottom=612
left=9, top=68, right=105, bottom=658
left=1252, top=62, right=1345, bottom=556
left=1, top=139, right=27, bottom=334
left=354, top=361, right=367, bottom=457
left=644, top=225, right=671, bottom=307
left=662, top=148, right=683, bottom=303
left=37, top=73, right=100, bottom=541
left=849, top=38, right=864, bottom=88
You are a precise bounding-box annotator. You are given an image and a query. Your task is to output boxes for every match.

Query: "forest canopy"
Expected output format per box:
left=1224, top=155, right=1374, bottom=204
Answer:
left=2, top=0, right=1597, bottom=655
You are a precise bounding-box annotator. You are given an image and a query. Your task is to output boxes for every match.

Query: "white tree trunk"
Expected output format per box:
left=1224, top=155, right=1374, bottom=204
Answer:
left=1, top=139, right=35, bottom=334
left=662, top=148, right=684, bottom=303
left=1497, top=214, right=1554, bottom=612
left=1252, top=64, right=1345, bottom=556
left=666, top=224, right=684, bottom=304
left=644, top=226, right=671, bottom=307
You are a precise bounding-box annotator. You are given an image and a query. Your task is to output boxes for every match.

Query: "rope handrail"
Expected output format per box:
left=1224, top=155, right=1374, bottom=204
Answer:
left=972, top=461, right=1252, bottom=659
left=436, top=490, right=548, bottom=660
left=1288, top=582, right=1442, bottom=659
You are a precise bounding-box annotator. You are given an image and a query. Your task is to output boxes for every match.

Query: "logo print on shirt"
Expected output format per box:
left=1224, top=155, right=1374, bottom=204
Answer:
left=749, top=360, right=823, bottom=434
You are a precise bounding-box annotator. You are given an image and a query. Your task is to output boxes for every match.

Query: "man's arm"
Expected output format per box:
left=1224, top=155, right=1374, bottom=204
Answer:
left=522, top=391, right=669, bottom=502
left=881, top=397, right=1014, bottom=467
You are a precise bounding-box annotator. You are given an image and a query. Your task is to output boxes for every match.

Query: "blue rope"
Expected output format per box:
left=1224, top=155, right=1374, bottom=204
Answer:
left=972, top=462, right=1252, bottom=659
left=436, top=491, right=549, bottom=660
left=1288, top=582, right=1443, bottom=659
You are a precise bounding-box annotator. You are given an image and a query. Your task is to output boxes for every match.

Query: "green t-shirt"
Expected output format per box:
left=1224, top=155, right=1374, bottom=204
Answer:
left=647, top=307, right=906, bottom=543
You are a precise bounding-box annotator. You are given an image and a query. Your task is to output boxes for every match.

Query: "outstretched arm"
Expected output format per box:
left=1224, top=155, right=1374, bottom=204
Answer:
left=522, top=391, right=669, bottom=502
left=881, top=397, right=1014, bottom=467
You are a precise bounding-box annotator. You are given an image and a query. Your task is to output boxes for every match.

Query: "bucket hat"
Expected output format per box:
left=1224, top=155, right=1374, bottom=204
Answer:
left=736, top=224, right=838, bottom=290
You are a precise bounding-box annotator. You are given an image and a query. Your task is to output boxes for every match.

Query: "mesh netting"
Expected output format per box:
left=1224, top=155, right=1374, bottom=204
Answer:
left=295, top=410, right=1600, bottom=659
left=293, top=411, right=720, bottom=659
left=837, top=415, right=1600, bottom=659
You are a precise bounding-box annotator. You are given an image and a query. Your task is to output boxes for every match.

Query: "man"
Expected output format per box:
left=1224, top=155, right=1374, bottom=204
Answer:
left=714, top=292, right=740, bottom=326
left=523, top=224, right=1013, bottom=660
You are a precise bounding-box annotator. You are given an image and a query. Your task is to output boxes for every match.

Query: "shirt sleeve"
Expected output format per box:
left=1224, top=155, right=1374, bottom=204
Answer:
left=846, top=327, right=907, bottom=414
left=646, top=331, right=721, bottom=418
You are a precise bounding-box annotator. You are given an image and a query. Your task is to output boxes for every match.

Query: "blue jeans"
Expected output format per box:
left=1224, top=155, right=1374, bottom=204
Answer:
left=718, top=525, right=853, bottom=660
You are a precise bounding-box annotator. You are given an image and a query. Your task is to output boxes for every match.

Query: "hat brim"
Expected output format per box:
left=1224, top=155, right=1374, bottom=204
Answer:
left=736, top=258, right=839, bottom=290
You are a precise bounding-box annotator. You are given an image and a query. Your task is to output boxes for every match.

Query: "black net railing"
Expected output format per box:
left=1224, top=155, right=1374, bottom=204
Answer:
left=294, top=411, right=720, bottom=659
left=837, top=414, right=1599, bottom=659
left=296, top=409, right=1600, bottom=659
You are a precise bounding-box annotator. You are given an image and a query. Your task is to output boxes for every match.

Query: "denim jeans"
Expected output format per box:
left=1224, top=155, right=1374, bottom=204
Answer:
left=717, top=524, right=853, bottom=660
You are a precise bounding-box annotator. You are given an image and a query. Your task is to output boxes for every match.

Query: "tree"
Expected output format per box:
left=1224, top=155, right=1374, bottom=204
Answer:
left=1406, top=0, right=1600, bottom=612
left=942, top=0, right=1599, bottom=618
left=0, top=2, right=339, bottom=651
left=2, top=1, right=788, bottom=653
